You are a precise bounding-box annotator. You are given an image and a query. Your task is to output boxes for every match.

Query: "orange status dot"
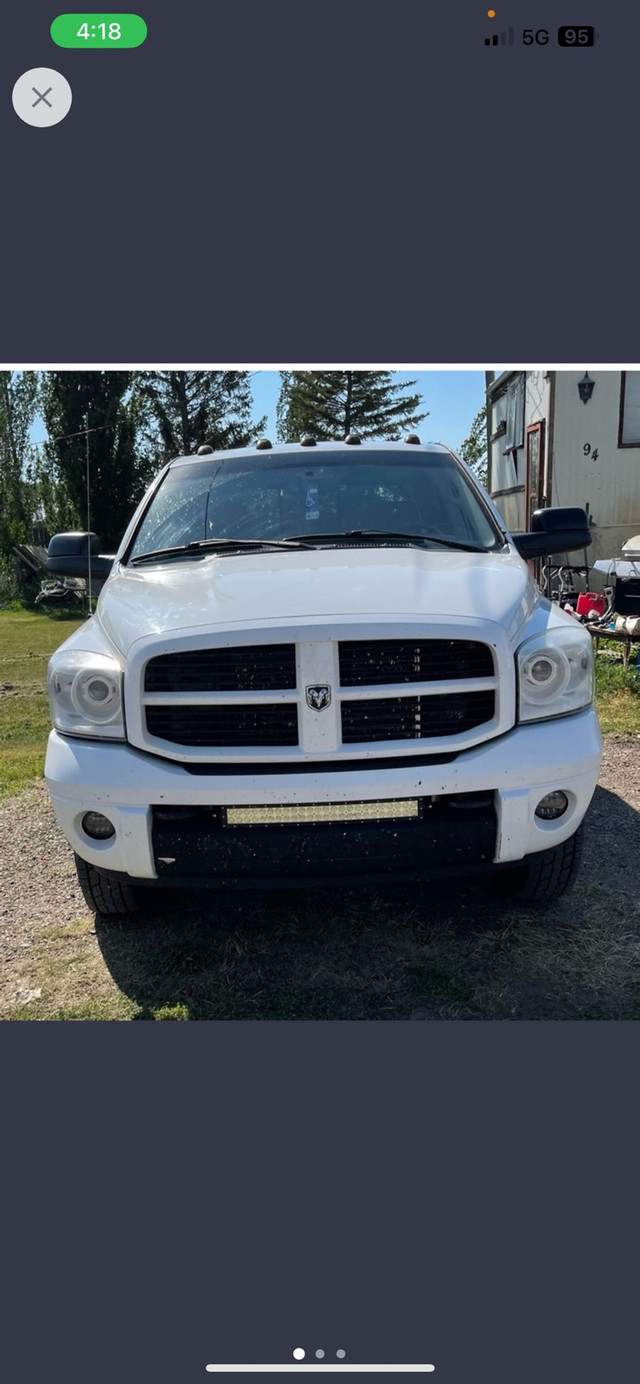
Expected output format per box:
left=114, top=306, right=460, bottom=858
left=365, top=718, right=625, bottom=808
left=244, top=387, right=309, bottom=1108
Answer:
left=488, top=8, right=496, bottom=15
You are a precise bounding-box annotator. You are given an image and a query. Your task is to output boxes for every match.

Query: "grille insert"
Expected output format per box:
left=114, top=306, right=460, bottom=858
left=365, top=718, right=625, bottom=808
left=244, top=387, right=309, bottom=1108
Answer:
left=146, top=704, right=299, bottom=747
left=341, top=691, right=495, bottom=742
left=339, top=639, right=494, bottom=686
left=145, top=644, right=296, bottom=692
left=150, top=794, right=498, bottom=881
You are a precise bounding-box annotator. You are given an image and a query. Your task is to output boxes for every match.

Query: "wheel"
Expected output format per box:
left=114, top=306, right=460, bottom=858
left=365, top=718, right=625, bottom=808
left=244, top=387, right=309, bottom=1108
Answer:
left=74, top=853, right=141, bottom=915
left=491, top=825, right=584, bottom=903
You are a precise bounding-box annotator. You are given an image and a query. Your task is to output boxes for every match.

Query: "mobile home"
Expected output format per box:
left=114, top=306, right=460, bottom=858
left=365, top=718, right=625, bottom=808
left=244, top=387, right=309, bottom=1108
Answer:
left=486, top=370, right=640, bottom=566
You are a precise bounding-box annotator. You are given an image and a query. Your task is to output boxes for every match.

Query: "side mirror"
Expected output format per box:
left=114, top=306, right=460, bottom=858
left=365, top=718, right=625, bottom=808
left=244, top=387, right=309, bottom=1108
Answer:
left=46, top=532, right=114, bottom=581
left=512, top=507, right=592, bottom=560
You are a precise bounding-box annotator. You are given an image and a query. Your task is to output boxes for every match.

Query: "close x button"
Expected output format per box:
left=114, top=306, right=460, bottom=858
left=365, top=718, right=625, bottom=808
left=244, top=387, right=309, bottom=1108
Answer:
left=12, top=68, right=72, bottom=126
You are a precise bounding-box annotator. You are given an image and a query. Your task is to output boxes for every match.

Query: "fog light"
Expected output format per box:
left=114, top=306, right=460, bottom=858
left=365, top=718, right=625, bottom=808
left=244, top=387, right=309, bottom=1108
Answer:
left=535, top=791, right=569, bottom=821
left=82, top=811, right=116, bottom=839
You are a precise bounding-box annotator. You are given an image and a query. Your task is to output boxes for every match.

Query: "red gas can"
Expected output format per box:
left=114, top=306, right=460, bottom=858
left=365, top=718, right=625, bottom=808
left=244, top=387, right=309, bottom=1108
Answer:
left=576, top=591, right=605, bottom=618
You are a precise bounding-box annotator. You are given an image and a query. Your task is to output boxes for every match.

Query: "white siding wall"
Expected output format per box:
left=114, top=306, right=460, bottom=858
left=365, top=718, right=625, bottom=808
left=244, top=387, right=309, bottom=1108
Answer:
left=551, top=371, right=640, bottom=562
left=489, top=389, right=512, bottom=492
left=526, top=371, right=550, bottom=427
left=489, top=372, right=550, bottom=532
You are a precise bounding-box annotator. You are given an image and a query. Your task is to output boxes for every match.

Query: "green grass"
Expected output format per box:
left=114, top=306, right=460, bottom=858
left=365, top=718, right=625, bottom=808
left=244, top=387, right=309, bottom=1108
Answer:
left=0, top=610, right=84, bottom=799
left=594, top=642, right=640, bottom=733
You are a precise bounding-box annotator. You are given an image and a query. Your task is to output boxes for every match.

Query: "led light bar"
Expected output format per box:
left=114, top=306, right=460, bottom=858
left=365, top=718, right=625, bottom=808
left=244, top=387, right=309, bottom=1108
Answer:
left=226, top=799, right=419, bottom=827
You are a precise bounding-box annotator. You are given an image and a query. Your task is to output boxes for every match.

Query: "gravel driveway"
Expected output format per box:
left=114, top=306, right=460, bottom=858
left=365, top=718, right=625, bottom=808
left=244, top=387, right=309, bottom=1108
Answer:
left=1, top=734, right=639, bottom=1020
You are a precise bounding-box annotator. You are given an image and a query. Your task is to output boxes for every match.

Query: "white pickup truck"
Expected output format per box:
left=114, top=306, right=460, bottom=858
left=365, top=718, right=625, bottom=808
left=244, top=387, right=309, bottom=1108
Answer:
left=44, top=436, right=602, bottom=915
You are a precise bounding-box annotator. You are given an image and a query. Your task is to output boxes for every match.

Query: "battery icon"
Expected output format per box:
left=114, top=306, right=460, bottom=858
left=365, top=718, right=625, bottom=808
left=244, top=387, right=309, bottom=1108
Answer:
left=557, top=25, right=596, bottom=45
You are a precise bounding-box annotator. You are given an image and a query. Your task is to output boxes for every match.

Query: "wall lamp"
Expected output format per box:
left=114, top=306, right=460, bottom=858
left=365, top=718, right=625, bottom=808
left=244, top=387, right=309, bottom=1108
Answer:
left=578, top=372, right=595, bottom=404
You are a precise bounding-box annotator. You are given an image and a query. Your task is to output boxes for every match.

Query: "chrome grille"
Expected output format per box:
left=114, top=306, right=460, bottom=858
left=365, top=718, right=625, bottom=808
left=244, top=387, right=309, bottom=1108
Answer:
left=138, top=634, right=500, bottom=759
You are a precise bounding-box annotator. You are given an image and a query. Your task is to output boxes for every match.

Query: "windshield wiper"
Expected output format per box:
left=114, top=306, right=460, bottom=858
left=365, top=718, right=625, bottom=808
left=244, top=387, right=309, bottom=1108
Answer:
left=284, top=529, right=490, bottom=553
left=130, top=530, right=493, bottom=566
left=130, top=537, right=315, bottom=566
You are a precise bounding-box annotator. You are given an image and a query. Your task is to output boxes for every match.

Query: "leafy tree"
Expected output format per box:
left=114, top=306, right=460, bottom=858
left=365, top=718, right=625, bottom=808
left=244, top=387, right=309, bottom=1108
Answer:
left=24, top=450, right=81, bottom=543
left=40, top=372, right=143, bottom=550
left=276, top=371, right=428, bottom=442
left=459, top=405, right=488, bottom=486
left=0, top=372, right=39, bottom=555
left=133, top=371, right=266, bottom=463
left=0, top=372, right=40, bottom=599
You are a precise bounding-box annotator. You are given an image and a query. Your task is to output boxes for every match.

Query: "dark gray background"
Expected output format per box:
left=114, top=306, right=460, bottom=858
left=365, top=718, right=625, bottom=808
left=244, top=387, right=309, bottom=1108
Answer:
left=3, top=1024, right=639, bottom=1381
left=3, top=3, right=640, bottom=1382
left=1, top=0, right=635, bottom=361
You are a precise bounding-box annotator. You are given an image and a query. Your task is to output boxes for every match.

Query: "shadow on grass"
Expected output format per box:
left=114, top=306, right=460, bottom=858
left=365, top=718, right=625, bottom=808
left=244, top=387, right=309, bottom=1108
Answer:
left=38, top=608, right=90, bottom=621
left=93, top=786, right=640, bottom=1021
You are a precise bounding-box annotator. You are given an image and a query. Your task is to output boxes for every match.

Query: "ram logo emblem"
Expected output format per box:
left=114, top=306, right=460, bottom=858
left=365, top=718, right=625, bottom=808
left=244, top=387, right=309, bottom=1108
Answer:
left=306, top=684, right=332, bottom=711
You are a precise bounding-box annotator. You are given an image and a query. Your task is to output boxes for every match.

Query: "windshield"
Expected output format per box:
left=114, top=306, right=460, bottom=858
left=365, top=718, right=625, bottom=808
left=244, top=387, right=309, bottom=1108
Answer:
left=127, top=449, right=503, bottom=560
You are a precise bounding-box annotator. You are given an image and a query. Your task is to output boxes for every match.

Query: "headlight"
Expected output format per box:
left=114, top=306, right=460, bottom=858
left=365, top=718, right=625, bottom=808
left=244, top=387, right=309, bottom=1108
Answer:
left=47, top=650, right=125, bottom=739
left=517, top=625, right=594, bottom=723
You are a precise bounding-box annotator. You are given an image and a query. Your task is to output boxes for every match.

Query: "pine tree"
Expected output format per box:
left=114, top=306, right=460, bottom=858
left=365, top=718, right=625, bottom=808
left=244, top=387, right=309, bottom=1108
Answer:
left=459, top=405, right=488, bottom=486
left=276, top=371, right=428, bottom=442
left=40, top=372, right=143, bottom=551
left=133, top=371, right=266, bottom=463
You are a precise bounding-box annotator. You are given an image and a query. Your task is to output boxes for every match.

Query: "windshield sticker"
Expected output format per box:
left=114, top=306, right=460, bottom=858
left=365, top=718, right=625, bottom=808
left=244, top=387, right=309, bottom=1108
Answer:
left=305, top=485, right=320, bottom=521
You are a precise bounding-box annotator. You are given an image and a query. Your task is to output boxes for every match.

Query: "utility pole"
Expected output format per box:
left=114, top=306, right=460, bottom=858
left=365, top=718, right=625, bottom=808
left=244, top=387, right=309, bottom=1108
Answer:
left=85, top=412, right=92, bottom=615
left=48, top=416, right=117, bottom=618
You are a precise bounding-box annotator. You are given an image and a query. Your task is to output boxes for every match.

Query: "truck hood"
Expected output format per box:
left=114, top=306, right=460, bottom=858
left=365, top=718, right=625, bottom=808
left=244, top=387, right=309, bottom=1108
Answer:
left=96, top=547, right=535, bottom=656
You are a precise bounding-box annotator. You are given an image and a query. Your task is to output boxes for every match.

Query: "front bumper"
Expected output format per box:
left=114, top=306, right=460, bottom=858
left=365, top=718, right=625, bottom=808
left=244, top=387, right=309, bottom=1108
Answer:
left=44, top=708, right=603, bottom=883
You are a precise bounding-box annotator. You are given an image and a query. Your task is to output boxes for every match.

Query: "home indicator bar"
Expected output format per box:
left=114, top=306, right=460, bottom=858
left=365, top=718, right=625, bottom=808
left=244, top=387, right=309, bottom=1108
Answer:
left=205, top=1368, right=436, bottom=1374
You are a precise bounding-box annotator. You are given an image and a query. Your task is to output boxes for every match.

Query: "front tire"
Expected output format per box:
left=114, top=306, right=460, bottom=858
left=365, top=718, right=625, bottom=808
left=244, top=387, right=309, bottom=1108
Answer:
left=491, top=825, right=584, bottom=903
left=74, top=854, right=141, bottom=916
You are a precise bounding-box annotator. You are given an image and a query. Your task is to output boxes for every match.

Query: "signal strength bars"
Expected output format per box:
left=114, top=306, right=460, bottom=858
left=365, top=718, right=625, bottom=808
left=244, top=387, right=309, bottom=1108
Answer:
left=485, top=27, right=514, bottom=45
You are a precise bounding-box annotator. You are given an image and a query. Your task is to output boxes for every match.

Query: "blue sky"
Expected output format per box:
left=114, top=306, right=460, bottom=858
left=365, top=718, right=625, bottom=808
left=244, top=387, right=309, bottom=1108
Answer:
left=252, top=370, right=488, bottom=448
left=31, top=370, right=491, bottom=450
